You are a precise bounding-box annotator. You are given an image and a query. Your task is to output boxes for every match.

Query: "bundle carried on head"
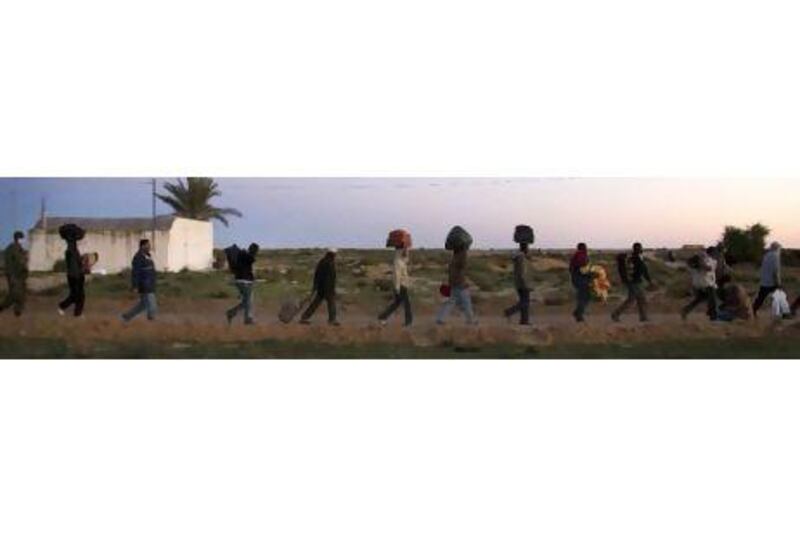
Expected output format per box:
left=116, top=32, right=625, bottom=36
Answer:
left=386, top=229, right=412, bottom=249
left=58, top=223, right=85, bottom=242
left=445, top=226, right=473, bottom=251
left=513, top=225, right=535, bottom=244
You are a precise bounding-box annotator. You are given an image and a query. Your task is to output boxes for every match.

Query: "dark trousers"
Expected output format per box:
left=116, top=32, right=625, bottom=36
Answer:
left=301, top=293, right=337, bottom=323
left=379, top=287, right=413, bottom=325
left=791, top=295, right=799, bottom=315
left=59, top=275, right=85, bottom=316
left=573, top=285, right=591, bottom=321
left=504, top=288, right=531, bottom=324
left=682, top=287, right=718, bottom=320
left=613, top=283, right=648, bottom=321
left=752, top=286, right=778, bottom=315
left=0, top=277, right=26, bottom=316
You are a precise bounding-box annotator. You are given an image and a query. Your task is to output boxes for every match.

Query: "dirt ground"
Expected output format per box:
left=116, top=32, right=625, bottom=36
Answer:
left=2, top=294, right=799, bottom=358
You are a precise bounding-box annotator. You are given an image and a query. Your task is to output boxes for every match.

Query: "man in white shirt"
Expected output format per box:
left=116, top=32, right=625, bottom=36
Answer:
left=680, top=247, right=719, bottom=321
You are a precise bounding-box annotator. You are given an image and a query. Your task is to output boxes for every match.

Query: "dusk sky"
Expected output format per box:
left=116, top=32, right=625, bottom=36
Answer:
left=1, top=178, right=798, bottom=249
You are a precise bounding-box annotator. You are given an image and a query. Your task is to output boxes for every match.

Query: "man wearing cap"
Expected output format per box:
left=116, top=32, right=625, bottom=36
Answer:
left=0, top=231, right=29, bottom=317
left=752, top=241, right=782, bottom=317
left=300, top=248, right=340, bottom=326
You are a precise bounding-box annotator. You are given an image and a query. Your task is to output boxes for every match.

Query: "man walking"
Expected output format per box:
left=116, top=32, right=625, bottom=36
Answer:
left=612, top=242, right=653, bottom=323
left=680, top=247, right=719, bottom=321
left=0, top=231, right=29, bottom=317
left=122, top=239, right=158, bottom=322
left=570, top=243, right=593, bottom=322
left=300, top=249, right=340, bottom=326
left=378, top=246, right=413, bottom=327
left=503, top=241, right=532, bottom=325
left=436, top=245, right=478, bottom=326
left=57, top=236, right=86, bottom=317
left=226, top=243, right=259, bottom=325
left=710, top=244, right=732, bottom=300
left=752, top=242, right=782, bottom=317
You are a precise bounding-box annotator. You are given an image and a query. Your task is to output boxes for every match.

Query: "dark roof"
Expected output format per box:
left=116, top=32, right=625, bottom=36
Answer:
left=32, top=215, right=177, bottom=233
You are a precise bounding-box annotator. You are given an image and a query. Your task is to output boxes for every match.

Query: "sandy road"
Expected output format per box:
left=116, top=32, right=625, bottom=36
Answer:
left=2, top=293, right=796, bottom=353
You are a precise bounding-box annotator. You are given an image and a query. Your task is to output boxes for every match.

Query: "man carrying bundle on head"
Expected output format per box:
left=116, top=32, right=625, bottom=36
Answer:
left=436, top=226, right=478, bottom=326
left=503, top=225, right=534, bottom=326
left=0, top=231, right=29, bottom=317
left=57, top=224, right=87, bottom=318
left=378, top=229, right=413, bottom=327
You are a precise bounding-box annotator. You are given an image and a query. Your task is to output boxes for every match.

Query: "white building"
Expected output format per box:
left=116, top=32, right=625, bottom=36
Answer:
left=28, top=215, right=213, bottom=273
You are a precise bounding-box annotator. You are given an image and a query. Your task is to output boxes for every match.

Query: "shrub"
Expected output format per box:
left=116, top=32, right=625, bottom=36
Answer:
left=722, top=223, right=770, bottom=264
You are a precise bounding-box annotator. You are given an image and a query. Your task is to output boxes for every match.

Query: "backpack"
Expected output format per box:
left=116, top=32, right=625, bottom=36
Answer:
left=224, top=245, right=241, bottom=273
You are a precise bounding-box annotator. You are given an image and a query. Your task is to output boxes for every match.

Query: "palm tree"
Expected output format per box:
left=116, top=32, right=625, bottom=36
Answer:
left=156, top=177, right=243, bottom=226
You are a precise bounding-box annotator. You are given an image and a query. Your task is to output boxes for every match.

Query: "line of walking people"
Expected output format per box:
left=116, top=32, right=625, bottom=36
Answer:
left=3, top=225, right=800, bottom=325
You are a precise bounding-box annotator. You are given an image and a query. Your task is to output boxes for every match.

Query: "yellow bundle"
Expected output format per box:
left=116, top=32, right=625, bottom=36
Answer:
left=580, top=264, right=611, bottom=302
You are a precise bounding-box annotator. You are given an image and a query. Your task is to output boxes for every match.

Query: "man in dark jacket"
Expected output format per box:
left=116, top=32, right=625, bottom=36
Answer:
left=300, top=249, right=339, bottom=326
left=122, top=239, right=158, bottom=322
left=503, top=242, right=532, bottom=325
left=57, top=238, right=86, bottom=317
left=570, top=243, right=593, bottom=322
left=0, top=231, right=29, bottom=317
left=226, top=243, right=259, bottom=325
left=612, top=242, right=653, bottom=323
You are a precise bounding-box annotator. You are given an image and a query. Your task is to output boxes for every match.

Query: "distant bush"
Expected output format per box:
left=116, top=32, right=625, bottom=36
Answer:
left=722, top=223, right=769, bottom=264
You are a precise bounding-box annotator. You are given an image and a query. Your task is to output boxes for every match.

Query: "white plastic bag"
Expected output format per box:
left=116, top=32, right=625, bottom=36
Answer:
left=771, top=289, right=790, bottom=318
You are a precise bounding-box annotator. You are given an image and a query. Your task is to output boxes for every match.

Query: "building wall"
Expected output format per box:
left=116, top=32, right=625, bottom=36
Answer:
left=27, top=218, right=213, bottom=273
left=28, top=229, right=172, bottom=273
left=164, top=218, right=214, bottom=272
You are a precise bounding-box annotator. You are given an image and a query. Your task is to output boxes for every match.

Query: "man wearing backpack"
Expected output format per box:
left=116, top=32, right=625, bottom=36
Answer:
left=121, top=239, right=158, bottom=322
left=0, top=231, right=29, bottom=317
left=300, top=249, right=340, bottom=326
left=226, top=243, right=259, bottom=325
left=611, top=242, right=653, bottom=323
left=680, top=247, right=719, bottom=321
left=752, top=242, right=782, bottom=318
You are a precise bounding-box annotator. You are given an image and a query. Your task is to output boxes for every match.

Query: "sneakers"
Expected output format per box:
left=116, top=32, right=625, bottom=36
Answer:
left=378, top=319, right=388, bottom=327
left=299, top=319, right=311, bottom=325
left=611, top=313, right=621, bottom=323
left=57, top=307, right=65, bottom=316
left=329, top=321, right=341, bottom=327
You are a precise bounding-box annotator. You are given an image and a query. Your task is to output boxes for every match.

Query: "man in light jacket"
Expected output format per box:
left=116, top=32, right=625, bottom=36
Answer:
left=503, top=241, right=532, bottom=325
left=378, top=246, right=412, bottom=327
left=752, top=242, right=782, bottom=317
left=680, top=247, right=719, bottom=321
left=122, top=239, right=158, bottom=322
